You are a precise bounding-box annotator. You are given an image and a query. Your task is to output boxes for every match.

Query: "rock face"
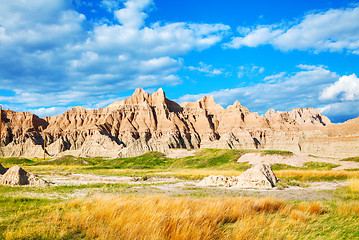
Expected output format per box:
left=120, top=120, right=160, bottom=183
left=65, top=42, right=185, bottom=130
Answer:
left=0, top=88, right=358, bottom=158
left=0, top=163, right=7, bottom=175
left=200, top=164, right=278, bottom=189
left=0, top=165, right=48, bottom=186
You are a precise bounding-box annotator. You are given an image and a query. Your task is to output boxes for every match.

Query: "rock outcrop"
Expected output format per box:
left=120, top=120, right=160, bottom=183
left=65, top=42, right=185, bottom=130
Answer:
left=0, top=88, right=358, bottom=158
left=0, top=165, right=48, bottom=186
left=0, top=163, right=7, bottom=175
left=200, top=164, right=278, bottom=189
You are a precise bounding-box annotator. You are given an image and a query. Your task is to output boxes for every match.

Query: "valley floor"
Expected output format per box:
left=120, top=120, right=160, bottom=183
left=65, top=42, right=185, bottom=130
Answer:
left=0, top=149, right=358, bottom=239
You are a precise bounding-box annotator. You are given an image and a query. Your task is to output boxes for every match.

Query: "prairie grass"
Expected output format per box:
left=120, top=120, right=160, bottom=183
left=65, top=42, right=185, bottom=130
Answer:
left=275, top=170, right=359, bottom=181
left=262, top=150, right=293, bottom=155
left=348, top=178, right=359, bottom=192
left=0, top=157, right=34, bottom=165
left=340, top=156, right=359, bottom=162
left=3, top=195, right=359, bottom=240
left=35, top=155, right=104, bottom=166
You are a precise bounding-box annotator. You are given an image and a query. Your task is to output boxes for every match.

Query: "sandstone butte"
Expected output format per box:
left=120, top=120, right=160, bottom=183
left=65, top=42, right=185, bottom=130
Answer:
left=0, top=88, right=358, bottom=158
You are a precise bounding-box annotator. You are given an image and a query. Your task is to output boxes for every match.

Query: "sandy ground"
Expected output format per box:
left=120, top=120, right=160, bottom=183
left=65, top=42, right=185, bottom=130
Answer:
left=23, top=173, right=346, bottom=201
left=43, top=173, right=179, bottom=186
left=237, top=153, right=359, bottom=170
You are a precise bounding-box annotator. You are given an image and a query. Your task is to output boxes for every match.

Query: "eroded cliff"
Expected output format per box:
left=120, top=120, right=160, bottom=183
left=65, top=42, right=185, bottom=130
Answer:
left=0, top=88, right=357, bottom=158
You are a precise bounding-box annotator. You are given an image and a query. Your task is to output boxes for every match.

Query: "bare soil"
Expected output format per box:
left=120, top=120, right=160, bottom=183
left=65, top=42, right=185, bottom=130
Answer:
left=24, top=173, right=346, bottom=201
left=237, top=153, right=359, bottom=170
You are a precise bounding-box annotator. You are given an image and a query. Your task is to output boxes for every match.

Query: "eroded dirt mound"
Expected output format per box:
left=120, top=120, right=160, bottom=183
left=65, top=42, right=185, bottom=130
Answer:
left=0, top=165, right=48, bottom=186
left=200, top=164, right=278, bottom=189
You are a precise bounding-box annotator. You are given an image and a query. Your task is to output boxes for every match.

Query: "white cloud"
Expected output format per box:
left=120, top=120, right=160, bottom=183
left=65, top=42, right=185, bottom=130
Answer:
left=226, top=6, right=359, bottom=54
left=31, top=107, right=71, bottom=117
left=0, top=0, right=230, bottom=114
left=263, top=72, right=286, bottom=82
left=177, top=65, right=339, bottom=114
left=320, top=74, right=359, bottom=101
left=226, top=26, right=282, bottom=48
left=115, top=0, right=153, bottom=29
left=178, top=64, right=359, bottom=122
left=101, top=0, right=120, bottom=12
left=237, top=65, right=265, bottom=79
left=188, top=62, right=224, bottom=76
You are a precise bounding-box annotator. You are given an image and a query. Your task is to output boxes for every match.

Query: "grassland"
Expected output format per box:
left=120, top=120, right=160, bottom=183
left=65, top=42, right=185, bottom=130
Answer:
left=0, top=149, right=358, bottom=239
left=341, top=156, right=359, bottom=162
left=1, top=188, right=359, bottom=240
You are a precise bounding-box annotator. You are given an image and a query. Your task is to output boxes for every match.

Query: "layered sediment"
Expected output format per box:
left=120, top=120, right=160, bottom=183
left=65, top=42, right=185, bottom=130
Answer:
left=0, top=88, right=358, bottom=158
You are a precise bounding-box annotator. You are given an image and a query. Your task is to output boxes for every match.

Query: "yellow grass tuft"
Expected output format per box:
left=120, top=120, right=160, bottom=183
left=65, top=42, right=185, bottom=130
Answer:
left=336, top=202, right=359, bottom=215
left=275, top=170, right=359, bottom=179
left=4, top=195, right=359, bottom=240
left=297, top=201, right=325, bottom=214
left=348, top=178, right=359, bottom=193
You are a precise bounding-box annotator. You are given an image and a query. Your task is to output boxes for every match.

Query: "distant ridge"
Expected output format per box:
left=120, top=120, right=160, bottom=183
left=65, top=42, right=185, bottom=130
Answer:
left=0, top=88, right=358, bottom=158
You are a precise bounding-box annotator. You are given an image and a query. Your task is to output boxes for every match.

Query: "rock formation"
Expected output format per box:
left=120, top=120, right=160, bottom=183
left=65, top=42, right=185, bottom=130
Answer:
left=0, top=163, right=7, bottom=175
left=0, top=88, right=358, bottom=158
left=200, top=164, right=278, bottom=188
left=0, top=165, right=48, bottom=186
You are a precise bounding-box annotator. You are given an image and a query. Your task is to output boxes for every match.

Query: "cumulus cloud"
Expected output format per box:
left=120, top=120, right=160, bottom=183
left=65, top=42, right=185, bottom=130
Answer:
left=225, top=6, right=359, bottom=54
left=177, top=65, right=341, bottom=118
left=320, top=74, right=359, bottom=101
left=115, top=0, right=153, bottom=28
left=0, top=0, right=230, bottom=116
left=319, top=101, right=359, bottom=123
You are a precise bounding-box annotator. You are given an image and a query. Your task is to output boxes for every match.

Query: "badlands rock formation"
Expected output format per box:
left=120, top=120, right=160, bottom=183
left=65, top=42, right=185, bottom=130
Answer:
left=200, top=164, right=278, bottom=188
left=0, top=165, right=48, bottom=186
left=0, top=88, right=358, bottom=158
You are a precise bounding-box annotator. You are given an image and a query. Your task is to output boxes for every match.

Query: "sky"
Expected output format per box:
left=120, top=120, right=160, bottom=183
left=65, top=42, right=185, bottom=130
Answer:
left=0, top=0, right=359, bottom=123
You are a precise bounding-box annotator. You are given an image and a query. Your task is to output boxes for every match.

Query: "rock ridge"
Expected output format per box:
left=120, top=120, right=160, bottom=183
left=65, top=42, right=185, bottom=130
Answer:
left=0, top=88, right=358, bottom=158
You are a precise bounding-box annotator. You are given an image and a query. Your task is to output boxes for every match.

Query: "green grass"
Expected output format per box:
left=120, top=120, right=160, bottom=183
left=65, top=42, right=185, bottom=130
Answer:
left=169, top=149, right=250, bottom=170
left=0, top=196, right=58, bottom=232
left=0, top=157, right=35, bottom=165
left=303, top=162, right=340, bottom=170
left=89, top=149, right=251, bottom=171
left=35, top=155, right=104, bottom=166
left=271, top=163, right=299, bottom=171
left=1, top=149, right=294, bottom=172
left=340, top=157, right=359, bottom=162
left=94, top=152, right=171, bottom=169
left=262, top=150, right=293, bottom=155
left=271, top=162, right=339, bottom=171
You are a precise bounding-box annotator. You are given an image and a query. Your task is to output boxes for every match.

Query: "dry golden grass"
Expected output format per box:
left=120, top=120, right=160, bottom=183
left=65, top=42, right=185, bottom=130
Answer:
left=4, top=195, right=334, bottom=240
left=275, top=170, right=359, bottom=179
left=348, top=178, right=359, bottom=192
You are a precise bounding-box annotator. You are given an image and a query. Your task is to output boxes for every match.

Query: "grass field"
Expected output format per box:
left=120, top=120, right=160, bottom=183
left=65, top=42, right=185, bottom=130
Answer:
left=0, top=149, right=358, bottom=239
left=1, top=191, right=359, bottom=240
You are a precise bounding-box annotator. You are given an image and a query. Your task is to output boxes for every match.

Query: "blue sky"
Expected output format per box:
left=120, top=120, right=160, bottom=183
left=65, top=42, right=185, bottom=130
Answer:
left=0, top=0, right=359, bottom=122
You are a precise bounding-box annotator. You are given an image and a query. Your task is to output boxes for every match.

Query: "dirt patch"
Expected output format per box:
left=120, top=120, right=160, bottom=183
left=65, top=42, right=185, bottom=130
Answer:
left=237, top=153, right=359, bottom=170
left=166, top=149, right=196, bottom=158
left=22, top=173, right=348, bottom=201
left=41, top=173, right=179, bottom=186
